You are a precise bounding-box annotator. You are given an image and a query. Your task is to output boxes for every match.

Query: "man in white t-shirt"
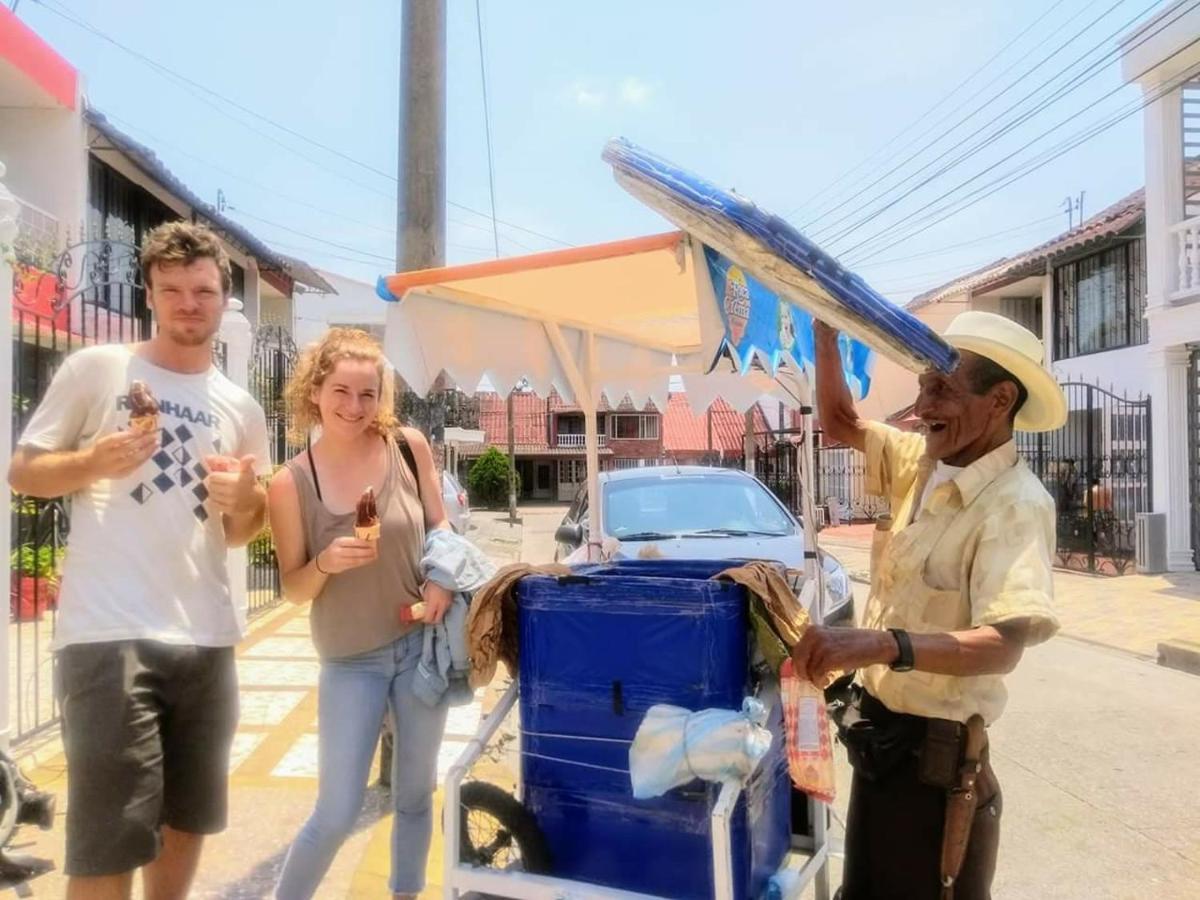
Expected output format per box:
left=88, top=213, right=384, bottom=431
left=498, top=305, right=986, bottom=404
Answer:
left=8, top=221, right=271, bottom=899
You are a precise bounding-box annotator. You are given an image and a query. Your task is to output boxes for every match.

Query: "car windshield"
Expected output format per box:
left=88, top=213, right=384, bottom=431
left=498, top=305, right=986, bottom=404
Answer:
left=604, top=475, right=794, bottom=538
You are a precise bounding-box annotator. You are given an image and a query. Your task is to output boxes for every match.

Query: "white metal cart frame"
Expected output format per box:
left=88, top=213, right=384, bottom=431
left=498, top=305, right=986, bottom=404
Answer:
left=442, top=682, right=832, bottom=900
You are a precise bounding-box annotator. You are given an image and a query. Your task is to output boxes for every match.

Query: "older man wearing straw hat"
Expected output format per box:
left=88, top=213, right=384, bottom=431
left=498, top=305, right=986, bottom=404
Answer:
left=796, top=311, right=1067, bottom=900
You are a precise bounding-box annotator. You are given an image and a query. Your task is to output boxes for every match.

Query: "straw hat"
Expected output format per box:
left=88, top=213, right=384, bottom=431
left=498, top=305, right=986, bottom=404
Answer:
left=943, top=311, right=1067, bottom=433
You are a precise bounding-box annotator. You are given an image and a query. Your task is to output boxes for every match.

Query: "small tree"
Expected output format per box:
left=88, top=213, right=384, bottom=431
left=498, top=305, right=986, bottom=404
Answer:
left=468, top=447, right=520, bottom=508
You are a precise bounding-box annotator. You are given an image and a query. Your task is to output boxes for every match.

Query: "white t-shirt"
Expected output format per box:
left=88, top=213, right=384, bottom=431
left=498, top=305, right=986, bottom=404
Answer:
left=18, top=344, right=272, bottom=649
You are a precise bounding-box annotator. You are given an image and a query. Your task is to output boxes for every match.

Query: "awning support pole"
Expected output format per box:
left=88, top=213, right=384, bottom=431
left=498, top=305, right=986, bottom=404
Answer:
left=544, top=323, right=604, bottom=561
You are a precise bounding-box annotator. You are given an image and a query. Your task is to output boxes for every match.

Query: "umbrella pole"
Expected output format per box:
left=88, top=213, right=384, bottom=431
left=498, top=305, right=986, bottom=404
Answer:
left=798, top=403, right=825, bottom=617
left=583, top=394, right=602, bottom=562
left=582, top=331, right=603, bottom=562
left=544, top=322, right=604, bottom=562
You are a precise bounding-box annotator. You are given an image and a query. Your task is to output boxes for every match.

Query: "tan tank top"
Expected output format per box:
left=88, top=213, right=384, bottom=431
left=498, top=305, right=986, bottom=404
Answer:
left=286, top=436, right=425, bottom=659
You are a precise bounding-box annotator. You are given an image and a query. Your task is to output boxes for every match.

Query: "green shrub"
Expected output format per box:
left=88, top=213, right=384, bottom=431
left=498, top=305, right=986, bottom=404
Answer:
left=468, top=447, right=520, bottom=508
left=10, top=545, right=62, bottom=580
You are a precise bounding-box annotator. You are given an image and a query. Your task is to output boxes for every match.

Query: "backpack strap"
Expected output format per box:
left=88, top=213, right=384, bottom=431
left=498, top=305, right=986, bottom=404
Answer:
left=395, top=432, right=422, bottom=502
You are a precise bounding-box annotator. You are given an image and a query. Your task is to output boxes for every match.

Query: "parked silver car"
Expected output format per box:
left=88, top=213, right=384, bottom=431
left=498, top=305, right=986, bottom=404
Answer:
left=442, top=471, right=472, bottom=535
left=554, top=466, right=853, bottom=625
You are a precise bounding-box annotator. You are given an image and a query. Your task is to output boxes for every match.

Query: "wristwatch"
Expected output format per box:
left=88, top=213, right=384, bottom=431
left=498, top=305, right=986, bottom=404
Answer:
left=888, top=628, right=915, bottom=672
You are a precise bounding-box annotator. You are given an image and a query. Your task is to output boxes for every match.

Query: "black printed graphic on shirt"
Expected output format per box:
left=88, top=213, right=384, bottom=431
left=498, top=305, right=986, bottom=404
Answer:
left=117, top=394, right=222, bottom=523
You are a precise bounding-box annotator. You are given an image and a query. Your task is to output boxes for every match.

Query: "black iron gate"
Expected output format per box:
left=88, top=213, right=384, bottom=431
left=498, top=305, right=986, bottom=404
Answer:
left=1021, top=381, right=1151, bottom=576
left=813, top=434, right=890, bottom=525
left=755, top=436, right=802, bottom=517
left=10, top=239, right=149, bottom=741
left=246, top=325, right=298, bottom=617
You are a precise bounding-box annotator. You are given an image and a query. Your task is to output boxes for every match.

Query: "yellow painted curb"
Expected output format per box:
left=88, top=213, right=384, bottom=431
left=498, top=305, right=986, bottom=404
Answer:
left=348, top=792, right=445, bottom=898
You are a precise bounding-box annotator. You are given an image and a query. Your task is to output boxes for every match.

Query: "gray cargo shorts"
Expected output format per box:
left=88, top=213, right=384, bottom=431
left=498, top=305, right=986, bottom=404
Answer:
left=56, top=640, right=239, bottom=877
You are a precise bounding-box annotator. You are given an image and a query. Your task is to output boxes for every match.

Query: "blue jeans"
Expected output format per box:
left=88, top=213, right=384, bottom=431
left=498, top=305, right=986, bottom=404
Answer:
left=275, top=631, right=449, bottom=898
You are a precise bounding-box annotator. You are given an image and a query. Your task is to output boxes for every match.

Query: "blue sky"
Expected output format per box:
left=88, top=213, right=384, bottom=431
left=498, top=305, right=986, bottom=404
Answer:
left=17, top=0, right=1155, bottom=303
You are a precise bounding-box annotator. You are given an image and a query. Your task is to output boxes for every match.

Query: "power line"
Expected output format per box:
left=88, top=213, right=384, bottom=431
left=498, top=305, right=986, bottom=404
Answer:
left=95, top=112, right=398, bottom=234
left=785, top=0, right=1076, bottom=221
left=269, top=238, right=492, bottom=270
left=475, top=0, right=501, bottom=259
left=99, top=110, right=548, bottom=263
left=820, top=0, right=1183, bottom=251
left=848, top=213, right=1061, bottom=268
left=845, top=20, right=1200, bottom=263
left=809, top=0, right=1155, bottom=245
left=849, top=58, right=1200, bottom=265
left=866, top=255, right=1011, bottom=293
left=30, top=0, right=573, bottom=248
left=227, top=206, right=498, bottom=260
left=797, top=0, right=1112, bottom=230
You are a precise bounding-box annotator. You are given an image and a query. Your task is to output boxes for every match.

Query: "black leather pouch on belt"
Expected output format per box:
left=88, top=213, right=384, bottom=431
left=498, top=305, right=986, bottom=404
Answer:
left=828, top=685, right=926, bottom=782
left=918, top=718, right=964, bottom=790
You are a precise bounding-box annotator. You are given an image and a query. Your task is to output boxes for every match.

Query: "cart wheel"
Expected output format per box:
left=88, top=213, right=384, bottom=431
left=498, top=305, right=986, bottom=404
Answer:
left=458, top=782, right=551, bottom=874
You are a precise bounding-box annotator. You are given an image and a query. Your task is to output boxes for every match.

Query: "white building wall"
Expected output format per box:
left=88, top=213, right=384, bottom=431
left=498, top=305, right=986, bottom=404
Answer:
left=0, top=107, right=87, bottom=245
left=1051, top=347, right=1154, bottom=398
left=1125, top=3, right=1200, bottom=569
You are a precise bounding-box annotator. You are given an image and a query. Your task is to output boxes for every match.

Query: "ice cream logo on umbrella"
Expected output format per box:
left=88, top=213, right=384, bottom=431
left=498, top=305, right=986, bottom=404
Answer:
left=723, top=266, right=751, bottom=346
left=778, top=299, right=796, bottom=353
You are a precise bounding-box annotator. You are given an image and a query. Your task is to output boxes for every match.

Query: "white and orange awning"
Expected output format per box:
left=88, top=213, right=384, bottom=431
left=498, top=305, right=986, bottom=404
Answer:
left=377, top=231, right=807, bottom=416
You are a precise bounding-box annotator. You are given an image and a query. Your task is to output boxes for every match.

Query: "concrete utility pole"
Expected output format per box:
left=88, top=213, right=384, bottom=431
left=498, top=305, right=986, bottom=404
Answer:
left=396, top=0, right=446, bottom=272
left=396, top=0, right=447, bottom=470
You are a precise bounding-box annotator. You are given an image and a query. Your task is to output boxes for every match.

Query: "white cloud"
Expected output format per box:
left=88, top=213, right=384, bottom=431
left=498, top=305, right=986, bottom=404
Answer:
left=619, top=77, right=653, bottom=107
left=567, top=81, right=606, bottom=107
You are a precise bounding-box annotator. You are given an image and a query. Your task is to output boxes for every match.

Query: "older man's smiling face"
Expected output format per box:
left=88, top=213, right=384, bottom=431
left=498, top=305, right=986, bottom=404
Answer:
left=914, top=352, right=1017, bottom=466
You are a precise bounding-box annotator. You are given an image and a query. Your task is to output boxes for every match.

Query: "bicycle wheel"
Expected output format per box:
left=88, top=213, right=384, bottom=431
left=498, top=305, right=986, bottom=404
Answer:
left=457, top=781, right=551, bottom=874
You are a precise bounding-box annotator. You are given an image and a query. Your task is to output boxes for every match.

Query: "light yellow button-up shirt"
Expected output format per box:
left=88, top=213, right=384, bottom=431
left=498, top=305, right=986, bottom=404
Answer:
left=857, top=422, right=1060, bottom=725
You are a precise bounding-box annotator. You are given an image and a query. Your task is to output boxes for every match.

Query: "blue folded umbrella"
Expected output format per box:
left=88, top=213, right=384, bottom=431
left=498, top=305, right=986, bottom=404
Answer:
left=603, top=138, right=958, bottom=376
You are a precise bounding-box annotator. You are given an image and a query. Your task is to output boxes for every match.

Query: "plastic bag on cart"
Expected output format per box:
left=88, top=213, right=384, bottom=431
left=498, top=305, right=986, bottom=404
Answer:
left=780, top=658, right=836, bottom=803
left=629, top=697, right=773, bottom=799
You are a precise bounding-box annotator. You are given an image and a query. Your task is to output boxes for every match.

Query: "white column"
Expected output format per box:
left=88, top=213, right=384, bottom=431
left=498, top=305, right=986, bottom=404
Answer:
left=1040, top=270, right=1054, bottom=360
left=0, top=163, right=18, bottom=750
left=219, top=299, right=255, bottom=628
left=243, top=260, right=262, bottom=327
left=1143, top=85, right=1183, bottom=310
left=1149, top=344, right=1195, bottom=571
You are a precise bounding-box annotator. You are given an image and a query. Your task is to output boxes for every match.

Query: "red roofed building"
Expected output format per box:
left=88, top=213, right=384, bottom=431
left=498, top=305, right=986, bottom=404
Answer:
left=661, top=394, right=771, bottom=464
left=458, top=389, right=665, bottom=501
left=456, top=390, right=776, bottom=501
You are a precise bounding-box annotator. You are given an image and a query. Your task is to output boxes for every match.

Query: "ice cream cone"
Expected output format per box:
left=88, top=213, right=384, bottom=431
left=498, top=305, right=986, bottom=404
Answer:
left=129, top=414, right=159, bottom=435
left=355, top=522, right=381, bottom=542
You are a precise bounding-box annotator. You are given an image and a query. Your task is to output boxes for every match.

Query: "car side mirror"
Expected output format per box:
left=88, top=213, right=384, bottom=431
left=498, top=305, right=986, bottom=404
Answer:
left=555, top=523, right=584, bottom=548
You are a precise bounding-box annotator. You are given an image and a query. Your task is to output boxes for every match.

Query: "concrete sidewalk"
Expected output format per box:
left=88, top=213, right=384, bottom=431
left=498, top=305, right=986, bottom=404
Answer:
left=6, top=512, right=534, bottom=898
left=818, top=524, right=1200, bottom=665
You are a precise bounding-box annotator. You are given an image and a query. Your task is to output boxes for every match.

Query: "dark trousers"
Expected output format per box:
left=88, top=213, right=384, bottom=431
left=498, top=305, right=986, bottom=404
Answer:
left=839, top=725, right=1002, bottom=900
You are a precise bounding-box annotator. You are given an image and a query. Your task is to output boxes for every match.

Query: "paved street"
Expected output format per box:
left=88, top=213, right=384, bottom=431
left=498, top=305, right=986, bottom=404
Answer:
left=820, top=525, right=1200, bottom=664
left=801, top=580, right=1200, bottom=899
left=5, top=503, right=1199, bottom=898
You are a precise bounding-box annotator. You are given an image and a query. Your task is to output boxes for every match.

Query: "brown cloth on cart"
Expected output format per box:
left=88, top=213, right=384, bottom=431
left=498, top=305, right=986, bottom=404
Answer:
left=465, top=562, right=570, bottom=688
left=715, top=561, right=810, bottom=672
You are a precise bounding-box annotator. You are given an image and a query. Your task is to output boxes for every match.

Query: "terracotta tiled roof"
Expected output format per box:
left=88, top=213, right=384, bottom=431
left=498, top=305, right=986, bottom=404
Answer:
left=455, top=443, right=614, bottom=458
left=661, top=394, right=770, bottom=454
left=476, top=392, right=549, bottom=446
left=472, top=390, right=774, bottom=456
left=908, top=189, right=1144, bottom=311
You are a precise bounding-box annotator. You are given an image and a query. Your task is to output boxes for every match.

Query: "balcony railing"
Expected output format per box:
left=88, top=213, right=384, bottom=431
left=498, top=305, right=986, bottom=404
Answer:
left=557, top=433, right=607, bottom=448
left=1170, top=215, right=1200, bottom=300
